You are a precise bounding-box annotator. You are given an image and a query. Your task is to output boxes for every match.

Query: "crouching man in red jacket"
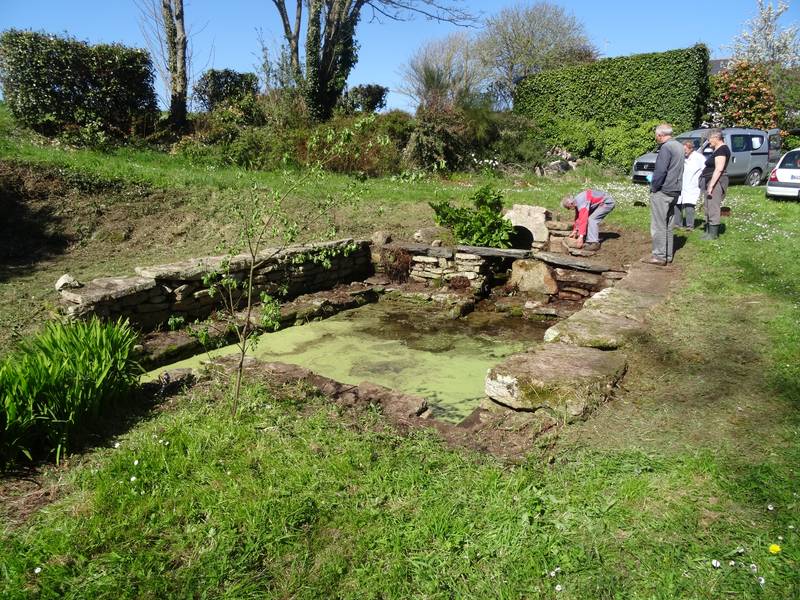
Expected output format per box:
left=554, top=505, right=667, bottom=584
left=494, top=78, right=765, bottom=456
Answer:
left=561, top=189, right=616, bottom=251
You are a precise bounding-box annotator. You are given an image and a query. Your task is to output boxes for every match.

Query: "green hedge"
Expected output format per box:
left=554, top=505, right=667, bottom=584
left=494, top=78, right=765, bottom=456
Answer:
left=513, top=45, right=709, bottom=169
left=0, top=29, right=157, bottom=138
left=515, top=45, right=709, bottom=132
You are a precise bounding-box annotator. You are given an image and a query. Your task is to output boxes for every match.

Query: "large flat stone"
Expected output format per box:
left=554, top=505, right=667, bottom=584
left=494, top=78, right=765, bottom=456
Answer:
left=543, top=308, right=646, bottom=349
left=60, top=276, right=156, bottom=305
left=582, top=286, right=661, bottom=318
left=614, top=262, right=674, bottom=297
left=532, top=251, right=611, bottom=273
left=136, top=256, right=247, bottom=281
left=553, top=268, right=607, bottom=287
left=508, top=259, right=558, bottom=295
left=456, top=245, right=532, bottom=259
left=485, top=343, right=627, bottom=419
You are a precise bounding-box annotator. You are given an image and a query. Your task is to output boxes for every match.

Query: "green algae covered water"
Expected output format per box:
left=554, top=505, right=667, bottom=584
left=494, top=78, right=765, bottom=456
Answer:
left=148, top=299, right=548, bottom=422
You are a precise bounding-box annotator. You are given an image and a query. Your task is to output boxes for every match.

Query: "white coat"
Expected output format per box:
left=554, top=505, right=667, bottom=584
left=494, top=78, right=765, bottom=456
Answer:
left=679, top=151, right=706, bottom=205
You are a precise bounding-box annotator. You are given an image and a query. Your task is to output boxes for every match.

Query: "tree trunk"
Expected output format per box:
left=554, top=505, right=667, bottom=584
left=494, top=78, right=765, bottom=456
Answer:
left=162, top=0, right=187, bottom=128
left=304, top=0, right=362, bottom=120
left=271, top=0, right=473, bottom=121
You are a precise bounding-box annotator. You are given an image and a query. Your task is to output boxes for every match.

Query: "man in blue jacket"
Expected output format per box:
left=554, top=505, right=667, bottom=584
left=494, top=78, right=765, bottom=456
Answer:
left=644, top=123, right=684, bottom=266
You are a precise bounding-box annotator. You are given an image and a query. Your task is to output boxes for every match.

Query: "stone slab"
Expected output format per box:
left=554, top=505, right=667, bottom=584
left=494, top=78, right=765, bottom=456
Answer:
left=485, top=343, right=627, bottom=419
left=553, top=268, right=606, bottom=287
left=531, top=251, right=611, bottom=273
left=545, top=221, right=573, bottom=231
left=136, top=256, right=241, bottom=281
left=543, top=308, right=646, bottom=349
left=508, top=260, right=558, bottom=295
left=456, top=245, right=532, bottom=259
left=60, top=276, right=156, bottom=305
left=582, top=286, right=661, bottom=318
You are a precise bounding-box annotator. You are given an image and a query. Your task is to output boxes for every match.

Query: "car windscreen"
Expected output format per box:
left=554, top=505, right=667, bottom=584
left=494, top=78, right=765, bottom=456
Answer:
left=676, top=136, right=703, bottom=150
left=778, top=150, right=800, bottom=169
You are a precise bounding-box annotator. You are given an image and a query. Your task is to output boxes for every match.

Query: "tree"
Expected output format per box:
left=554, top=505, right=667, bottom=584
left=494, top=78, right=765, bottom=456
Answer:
left=728, top=1, right=800, bottom=133
left=269, top=0, right=474, bottom=120
left=339, top=83, right=389, bottom=113
left=475, top=2, right=597, bottom=108
left=731, top=0, right=800, bottom=69
left=193, top=69, right=259, bottom=112
left=399, top=32, right=485, bottom=111
left=137, top=0, right=188, bottom=127
left=708, top=61, right=779, bottom=130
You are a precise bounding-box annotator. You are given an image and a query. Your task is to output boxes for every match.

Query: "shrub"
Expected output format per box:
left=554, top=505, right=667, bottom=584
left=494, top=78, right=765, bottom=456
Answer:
left=708, top=61, right=779, bottom=130
left=0, top=318, right=141, bottom=467
left=429, top=184, right=513, bottom=248
left=338, top=84, right=389, bottom=114
left=515, top=45, right=709, bottom=132
left=225, top=126, right=307, bottom=170
left=193, top=68, right=259, bottom=112
left=489, top=112, right=549, bottom=168
left=404, top=107, right=472, bottom=171
left=307, top=113, right=405, bottom=176
left=260, top=87, right=311, bottom=131
left=0, top=29, right=157, bottom=139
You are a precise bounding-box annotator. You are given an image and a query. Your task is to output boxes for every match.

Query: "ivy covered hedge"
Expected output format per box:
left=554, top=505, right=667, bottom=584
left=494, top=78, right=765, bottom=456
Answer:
left=515, top=45, right=709, bottom=131
left=0, top=29, right=157, bottom=139
left=513, top=45, right=709, bottom=169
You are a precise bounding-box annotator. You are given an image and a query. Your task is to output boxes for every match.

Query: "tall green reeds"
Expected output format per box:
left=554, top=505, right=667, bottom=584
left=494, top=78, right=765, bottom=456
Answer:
left=1, top=318, right=141, bottom=467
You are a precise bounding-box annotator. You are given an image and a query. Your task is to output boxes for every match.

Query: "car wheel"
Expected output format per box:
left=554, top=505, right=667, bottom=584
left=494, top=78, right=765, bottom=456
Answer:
left=746, top=168, right=763, bottom=186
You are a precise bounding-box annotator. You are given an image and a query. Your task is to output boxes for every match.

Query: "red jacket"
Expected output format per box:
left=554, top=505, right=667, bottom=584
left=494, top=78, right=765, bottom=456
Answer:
left=571, top=189, right=608, bottom=237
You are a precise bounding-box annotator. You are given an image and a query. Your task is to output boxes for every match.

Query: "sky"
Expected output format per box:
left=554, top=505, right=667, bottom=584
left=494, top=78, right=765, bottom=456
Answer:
left=2, top=0, right=799, bottom=110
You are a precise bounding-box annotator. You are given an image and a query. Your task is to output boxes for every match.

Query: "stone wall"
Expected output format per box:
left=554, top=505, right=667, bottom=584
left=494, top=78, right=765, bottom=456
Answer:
left=409, top=251, right=494, bottom=288
left=373, top=242, right=530, bottom=290
left=509, top=252, right=626, bottom=302
left=59, top=239, right=372, bottom=330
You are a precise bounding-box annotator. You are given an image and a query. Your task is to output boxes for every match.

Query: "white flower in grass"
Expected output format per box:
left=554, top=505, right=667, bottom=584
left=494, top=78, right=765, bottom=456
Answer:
left=113, top=442, right=120, bottom=449
left=130, top=476, right=137, bottom=482
left=133, top=459, right=139, bottom=466
left=749, top=564, right=758, bottom=573
left=33, top=567, right=42, bottom=575
left=549, top=571, right=556, bottom=577
left=767, top=504, right=775, bottom=511
left=555, top=584, right=563, bottom=592
left=711, top=559, right=721, bottom=568
left=729, top=560, right=736, bottom=567
left=737, top=546, right=745, bottom=554
left=758, top=576, right=765, bottom=587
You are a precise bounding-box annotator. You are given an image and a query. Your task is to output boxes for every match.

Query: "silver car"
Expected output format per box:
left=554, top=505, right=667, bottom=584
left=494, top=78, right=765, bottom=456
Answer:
left=766, top=148, right=800, bottom=199
left=632, top=127, right=782, bottom=186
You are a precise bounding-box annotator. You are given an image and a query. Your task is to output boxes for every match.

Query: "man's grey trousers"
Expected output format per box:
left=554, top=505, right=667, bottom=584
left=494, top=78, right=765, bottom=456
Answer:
left=649, top=190, right=679, bottom=261
left=586, top=200, right=615, bottom=243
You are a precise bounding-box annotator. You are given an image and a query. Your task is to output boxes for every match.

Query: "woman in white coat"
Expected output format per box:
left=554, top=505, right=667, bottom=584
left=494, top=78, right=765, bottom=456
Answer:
left=673, top=140, right=706, bottom=230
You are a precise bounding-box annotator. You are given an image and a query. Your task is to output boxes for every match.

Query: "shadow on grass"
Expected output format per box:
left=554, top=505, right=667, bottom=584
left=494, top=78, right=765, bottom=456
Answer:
left=0, top=166, right=71, bottom=283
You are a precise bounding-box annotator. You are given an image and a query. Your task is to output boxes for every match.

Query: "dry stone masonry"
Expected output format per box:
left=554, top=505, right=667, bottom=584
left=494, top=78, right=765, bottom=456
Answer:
left=58, top=239, right=371, bottom=330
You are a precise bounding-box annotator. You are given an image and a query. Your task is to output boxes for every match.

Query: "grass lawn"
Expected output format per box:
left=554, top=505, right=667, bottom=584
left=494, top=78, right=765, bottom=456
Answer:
left=1, top=112, right=799, bottom=598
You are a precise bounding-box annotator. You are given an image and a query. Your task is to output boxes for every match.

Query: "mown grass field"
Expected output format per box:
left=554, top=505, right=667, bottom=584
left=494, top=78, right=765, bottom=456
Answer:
left=1, top=108, right=799, bottom=598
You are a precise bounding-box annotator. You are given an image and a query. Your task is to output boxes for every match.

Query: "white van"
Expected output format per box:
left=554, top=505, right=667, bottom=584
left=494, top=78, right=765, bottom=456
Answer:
left=632, top=127, right=782, bottom=186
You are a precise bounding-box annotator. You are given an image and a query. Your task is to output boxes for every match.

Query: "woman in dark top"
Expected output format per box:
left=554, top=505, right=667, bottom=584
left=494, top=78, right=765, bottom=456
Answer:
left=701, top=129, right=730, bottom=240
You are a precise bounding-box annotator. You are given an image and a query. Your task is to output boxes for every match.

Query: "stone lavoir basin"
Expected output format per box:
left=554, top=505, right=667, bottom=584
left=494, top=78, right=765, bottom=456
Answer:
left=146, top=298, right=550, bottom=423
